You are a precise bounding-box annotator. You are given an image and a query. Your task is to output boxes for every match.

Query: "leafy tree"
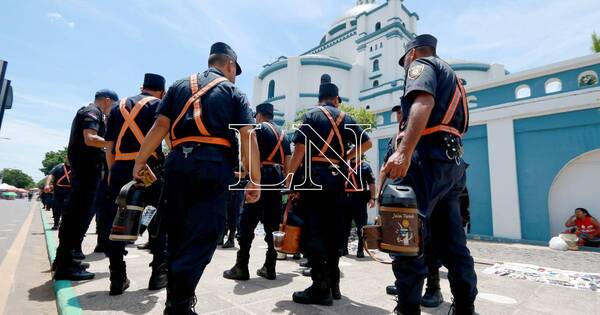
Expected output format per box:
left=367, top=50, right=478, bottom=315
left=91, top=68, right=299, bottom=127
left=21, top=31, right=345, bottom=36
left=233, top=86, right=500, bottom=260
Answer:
left=0, top=168, right=35, bottom=188
left=37, top=178, right=47, bottom=190
left=40, top=148, right=67, bottom=175
left=592, top=32, right=600, bottom=53
left=287, top=104, right=376, bottom=131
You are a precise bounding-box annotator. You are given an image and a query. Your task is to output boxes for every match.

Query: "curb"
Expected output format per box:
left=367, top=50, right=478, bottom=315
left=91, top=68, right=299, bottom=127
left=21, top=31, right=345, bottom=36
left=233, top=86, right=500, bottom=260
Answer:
left=39, top=205, right=83, bottom=315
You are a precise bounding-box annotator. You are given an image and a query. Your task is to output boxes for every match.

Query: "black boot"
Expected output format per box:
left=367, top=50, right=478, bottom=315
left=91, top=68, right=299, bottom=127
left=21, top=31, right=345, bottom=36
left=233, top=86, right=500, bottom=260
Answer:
left=223, top=251, right=249, bottom=280
left=222, top=230, right=235, bottom=248
left=421, top=272, right=443, bottom=307
left=257, top=251, right=276, bottom=280
left=148, top=261, right=168, bottom=290
left=54, top=261, right=95, bottom=281
left=293, top=264, right=333, bottom=306
left=299, top=260, right=312, bottom=268
left=94, top=242, right=108, bottom=253
left=302, top=268, right=312, bottom=277
left=329, top=257, right=341, bottom=300
left=331, top=283, right=341, bottom=300
left=386, top=284, right=398, bottom=295
left=164, top=296, right=197, bottom=315
left=448, top=299, right=475, bottom=315
left=393, top=303, right=421, bottom=315
left=109, top=261, right=130, bottom=296
left=72, top=242, right=85, bottom=260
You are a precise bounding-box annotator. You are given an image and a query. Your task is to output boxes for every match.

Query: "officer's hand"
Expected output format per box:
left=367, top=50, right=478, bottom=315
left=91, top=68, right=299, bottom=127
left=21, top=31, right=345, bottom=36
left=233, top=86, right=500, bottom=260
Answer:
left=132, top=162, right=147, bottom=182
left=383, top=150, right=411, bottom=179
left=368, top=198, right=376, bottom=208
left=244, top=181, right=261, bottom=204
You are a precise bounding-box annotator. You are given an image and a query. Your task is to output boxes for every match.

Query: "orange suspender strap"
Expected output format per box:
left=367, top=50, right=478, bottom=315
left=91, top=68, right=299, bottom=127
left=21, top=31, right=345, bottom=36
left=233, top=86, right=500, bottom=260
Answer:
left=314, top=106, right=346, bottom=161
left=421, top=76, right=467, bottom=137
left=170, top=75, right=231, bottom=148
left=345, top=162, right=363, bottom=192
left=263, top=122, right=285, bottom=165
left=56, top=165, right=72, bottom=188
left=457, top=78, right=469, bottom=135
left=115, top=96, right=158, bottom=161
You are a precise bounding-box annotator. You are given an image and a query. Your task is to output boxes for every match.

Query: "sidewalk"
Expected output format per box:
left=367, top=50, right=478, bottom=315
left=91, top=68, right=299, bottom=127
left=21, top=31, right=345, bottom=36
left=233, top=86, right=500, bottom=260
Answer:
left=40, top=208, right=599, bottom=315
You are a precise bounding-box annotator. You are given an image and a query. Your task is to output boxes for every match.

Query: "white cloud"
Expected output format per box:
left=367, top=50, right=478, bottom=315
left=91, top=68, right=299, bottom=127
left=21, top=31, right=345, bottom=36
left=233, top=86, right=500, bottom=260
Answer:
left=0, top=119, right=69, bottom=181
left=47, top=12, right=75, bottom=29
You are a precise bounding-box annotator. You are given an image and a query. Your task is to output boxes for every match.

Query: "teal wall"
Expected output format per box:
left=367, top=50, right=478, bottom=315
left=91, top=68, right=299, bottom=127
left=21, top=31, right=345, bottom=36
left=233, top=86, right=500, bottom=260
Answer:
left=462, top=125, right=493, bottom=236
left=514, top=108, right=600, bottom=241
left=378, top=137, right=392, bottom=171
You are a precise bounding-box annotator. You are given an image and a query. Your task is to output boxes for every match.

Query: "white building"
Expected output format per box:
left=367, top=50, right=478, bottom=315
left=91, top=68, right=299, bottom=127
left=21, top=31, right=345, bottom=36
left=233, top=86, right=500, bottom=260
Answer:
left=252, top=0, right=600, bottom=243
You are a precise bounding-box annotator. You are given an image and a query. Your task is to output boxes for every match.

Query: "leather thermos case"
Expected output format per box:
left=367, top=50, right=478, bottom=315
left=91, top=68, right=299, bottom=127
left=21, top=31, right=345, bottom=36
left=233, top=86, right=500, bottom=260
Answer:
left=110, top=181, right=146, bottom=241
left=378, top=183, right=420, bottom=256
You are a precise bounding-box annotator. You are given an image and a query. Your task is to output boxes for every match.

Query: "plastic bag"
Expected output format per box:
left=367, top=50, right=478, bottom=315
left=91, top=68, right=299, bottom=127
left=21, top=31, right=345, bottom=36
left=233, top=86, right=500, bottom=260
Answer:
left=548, top=236, right=568, bottom=251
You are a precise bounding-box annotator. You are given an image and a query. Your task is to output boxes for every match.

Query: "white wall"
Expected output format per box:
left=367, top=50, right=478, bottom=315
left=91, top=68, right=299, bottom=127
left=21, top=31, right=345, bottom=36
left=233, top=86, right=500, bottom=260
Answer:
left=548, top=149, right=600, bottom=236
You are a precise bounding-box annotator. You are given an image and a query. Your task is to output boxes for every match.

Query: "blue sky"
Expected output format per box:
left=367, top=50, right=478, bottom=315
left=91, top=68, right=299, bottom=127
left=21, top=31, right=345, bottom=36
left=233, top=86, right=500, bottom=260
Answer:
left=0, top=0, right=599, bottom=180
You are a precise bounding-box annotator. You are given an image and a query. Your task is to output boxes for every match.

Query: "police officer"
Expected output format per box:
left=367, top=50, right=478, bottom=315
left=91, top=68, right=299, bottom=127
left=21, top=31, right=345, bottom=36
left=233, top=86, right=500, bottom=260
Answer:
left=223, top=102, right=291, bottom=281
left=286, top=76, right=373, bottom=305
left=342, top=157, right=376, bottom=258
left=45, top=158, right=72, bottom=230
left=383, top=34, right=477, bottom=315
left=133, top=42, right=261, bottom=314
left=54, top=89, right=118, bottom=281
left=104, top=73, right=167, bottom=295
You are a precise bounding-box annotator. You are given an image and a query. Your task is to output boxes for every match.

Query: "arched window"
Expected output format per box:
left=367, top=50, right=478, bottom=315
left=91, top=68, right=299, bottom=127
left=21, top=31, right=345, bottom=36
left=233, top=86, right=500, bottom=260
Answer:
left=267, top=80, right=275, bottom=99
left=544, top=78, right=562, bottom=94
left=380, top=42, right=383, bottom=48
left=390, top=112, right=398, bottom=122
left=373, top=59, right=380, bottom=72
left=578, top=70, right=598, bottom=87
left=370, top=46, right=373, bottom=52
left=515, top=84, right=531, bottom=99
left=376, top=114, right=384, bottom=126
left=375, top=22, right=381, bottom=31
left=373, top=80, right=379, bottom=87
left=467, top=95, right=478, bottom=108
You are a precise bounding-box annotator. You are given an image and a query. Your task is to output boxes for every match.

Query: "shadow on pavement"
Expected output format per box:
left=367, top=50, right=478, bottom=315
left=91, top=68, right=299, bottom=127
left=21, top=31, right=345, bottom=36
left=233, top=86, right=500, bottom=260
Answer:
left=69, top=272, right=110, bottom=287
left=273, top=298, right=391, bottom=315
left=233, top=272, right=298, bottom=295
left=28, top=279, right=56, bottom=302
left=82, top=252, right=107, bottom=262
left=75, top=288, right=161, bottom=314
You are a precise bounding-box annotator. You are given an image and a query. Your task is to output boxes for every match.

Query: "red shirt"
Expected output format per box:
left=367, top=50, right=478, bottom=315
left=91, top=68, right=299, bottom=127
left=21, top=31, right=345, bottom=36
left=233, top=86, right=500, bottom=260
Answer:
left=576, top=217, right=598, bottom=236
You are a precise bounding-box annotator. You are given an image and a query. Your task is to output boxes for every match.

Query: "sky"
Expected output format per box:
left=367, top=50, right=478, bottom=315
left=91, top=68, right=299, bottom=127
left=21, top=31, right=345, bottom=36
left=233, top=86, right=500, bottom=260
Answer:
left=0, top=0, right=599, bottom=181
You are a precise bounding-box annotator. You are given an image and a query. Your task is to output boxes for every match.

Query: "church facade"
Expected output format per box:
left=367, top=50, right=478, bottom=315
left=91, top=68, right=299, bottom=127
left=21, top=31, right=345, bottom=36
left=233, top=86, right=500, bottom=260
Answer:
left=252, top=0, right=600, bottom=243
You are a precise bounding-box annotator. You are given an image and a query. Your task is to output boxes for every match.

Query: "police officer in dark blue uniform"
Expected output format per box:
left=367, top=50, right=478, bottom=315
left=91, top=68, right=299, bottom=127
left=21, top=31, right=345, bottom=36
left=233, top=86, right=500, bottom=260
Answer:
left=342, top=157, right=376, bottom=258
left=383, top=34, right=477, bottom=315
left=54, top=89, right=118, bottom=281
left=286, top=76, right=373, bottom=305
left=223, top=102, right=291, bottom=281
left=104, top=73, right=167, bottom=295
left=45, top=159, right=72, bottom=230
left=133, top=42, right=261, bottom=314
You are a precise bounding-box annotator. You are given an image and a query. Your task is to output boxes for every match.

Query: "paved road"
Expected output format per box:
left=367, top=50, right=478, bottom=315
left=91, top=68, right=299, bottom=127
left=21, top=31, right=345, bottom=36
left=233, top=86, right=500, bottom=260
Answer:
left=0, top=198, right=34, bottom=262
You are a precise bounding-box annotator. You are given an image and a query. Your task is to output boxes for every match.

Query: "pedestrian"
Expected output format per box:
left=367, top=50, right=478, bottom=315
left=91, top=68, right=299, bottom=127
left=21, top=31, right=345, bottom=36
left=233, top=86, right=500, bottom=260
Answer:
left=45, top=158, right=72, bottom=230
left=53, top=89, right=118, bottom=281
left=133, top=42, right=261, bottom=314
left=104, top=73, right=168, bottom=295
left=383, top=34, right=477, bottom=315
left=286, top=75, right=373, bottom=305
left=223, top=102, right=291, bottom=281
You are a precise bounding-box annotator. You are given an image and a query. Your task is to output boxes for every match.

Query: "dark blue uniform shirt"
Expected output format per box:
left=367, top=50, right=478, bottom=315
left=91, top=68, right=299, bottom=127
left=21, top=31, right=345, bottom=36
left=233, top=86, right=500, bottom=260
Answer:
left=400, top=56, right=467, bottom=133
left=256, top=121, right=291, bottom=164
left=292, top=103, right=369, bottom=162
left=50, top=163, right=71, bottom=194
left=67, top=103, right=106, bottom=170
left=158, top=68, right=254, bottom=148
left=105, top=92, right=163, bottom=163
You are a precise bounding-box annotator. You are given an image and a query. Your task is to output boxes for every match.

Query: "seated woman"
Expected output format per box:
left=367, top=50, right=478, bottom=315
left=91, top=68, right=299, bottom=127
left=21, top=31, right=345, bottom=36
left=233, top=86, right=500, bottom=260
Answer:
left=565, top=208, right=600, bottom=247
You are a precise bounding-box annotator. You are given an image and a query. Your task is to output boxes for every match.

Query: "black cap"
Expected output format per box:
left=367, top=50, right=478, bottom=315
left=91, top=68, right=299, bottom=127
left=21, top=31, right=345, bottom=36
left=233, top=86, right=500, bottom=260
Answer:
left=391, top=105, right=402, bottom=112
left=210, top=42, right=242, bottom=76
left=399, top=34, right=438, bottom=67
left=255, top=103, right=274, bottom=117
left=95, top=89, right=119, bottom=101
left=318, top=74, right=339, bottom=101
left=143, top=73, right=165, bottom=91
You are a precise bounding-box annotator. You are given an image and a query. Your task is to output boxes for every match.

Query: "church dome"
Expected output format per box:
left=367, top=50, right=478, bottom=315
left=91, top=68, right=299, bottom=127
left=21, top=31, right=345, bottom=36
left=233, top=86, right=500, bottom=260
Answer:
left=331, top=2, right=378, bottom=27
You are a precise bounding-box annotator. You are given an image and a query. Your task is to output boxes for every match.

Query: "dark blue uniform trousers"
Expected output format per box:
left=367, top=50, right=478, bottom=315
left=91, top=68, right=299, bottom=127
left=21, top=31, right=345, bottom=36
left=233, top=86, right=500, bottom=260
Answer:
left=163, top=148, right=231, bottom=306
left=55, top=166, right=101, bottom=269
left=89, top=176, right=111, bottom=246
left=52, top=190, right=70, bottom=227
left=237, top=167, right=283, bottom=268
left=392, top=149, right=477, bottom=310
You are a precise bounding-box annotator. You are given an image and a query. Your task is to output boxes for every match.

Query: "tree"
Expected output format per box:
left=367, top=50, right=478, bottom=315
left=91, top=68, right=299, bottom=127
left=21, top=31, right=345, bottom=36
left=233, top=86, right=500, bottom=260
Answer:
left=592, top=32, right=600, bottom=53
left=0, top=169, right=35, bottom=188
left=288, top=103, right=376, bottom=131
left=37, top=178, right=47, bottom=190
left=40, top=148, right=67, bottom=175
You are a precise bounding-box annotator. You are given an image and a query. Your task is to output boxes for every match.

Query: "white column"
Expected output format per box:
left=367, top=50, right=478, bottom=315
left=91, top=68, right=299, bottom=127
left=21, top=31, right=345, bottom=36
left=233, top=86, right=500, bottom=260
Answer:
left=487, top=118, right=522, bottom=239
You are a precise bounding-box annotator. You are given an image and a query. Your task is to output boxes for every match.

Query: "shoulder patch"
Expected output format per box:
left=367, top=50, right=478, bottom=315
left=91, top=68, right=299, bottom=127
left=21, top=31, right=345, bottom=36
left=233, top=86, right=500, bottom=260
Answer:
left=408, top=64, right=425, bottom=80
